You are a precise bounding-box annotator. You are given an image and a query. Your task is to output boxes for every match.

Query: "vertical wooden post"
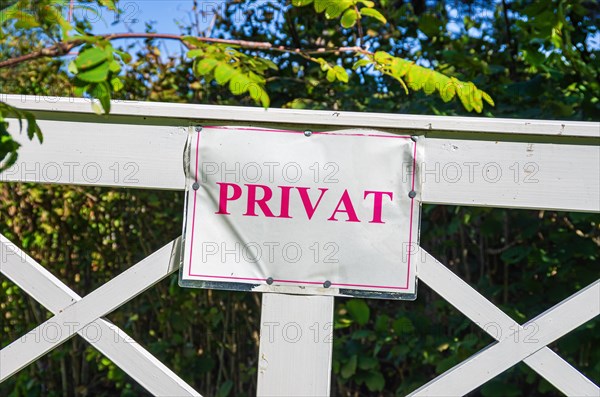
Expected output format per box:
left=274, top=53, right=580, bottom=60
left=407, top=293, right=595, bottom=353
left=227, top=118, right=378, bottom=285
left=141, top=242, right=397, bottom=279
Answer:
left=257, top=294, right=334, bottom=396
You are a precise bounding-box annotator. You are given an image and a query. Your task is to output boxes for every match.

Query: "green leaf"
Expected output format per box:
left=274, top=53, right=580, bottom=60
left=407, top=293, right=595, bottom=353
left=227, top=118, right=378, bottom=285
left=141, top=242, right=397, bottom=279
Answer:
left=358, top=356, right=378, bottom=370
left=325, top=0, right=352, bottom=19
left=114, top=49, right=132, bottom=64
left=482, top=91, right=495, bottom=106
left=372, top=52, right=493, bottom=112
left=441, top=80, right=456, bottom=102
left=75, top=47, right=109, bottom=71
left=216, top=380, right=233, bottom=397
left=0, top=150, right=18, bottom=173
left=24, top=112, right=42, bottom=143
left=229, top=72, right=251, bottom=95
left=68, top=61, right=78, bottom=74
left=110, top=77, right=124, bottom=92
left=44, top=4, right=72, bottom=35
left=357, top=0, right=375, bottom=7
left=346, top=299, right=370, bottom=325
left=340, top=355, right=357, bottom=379
left=249, top=85, right=270, bottom=108
left=196, top=58, right=220, bottom=76
left=418, top=13, right=442, bottom=37
left=13, top=13, right=40, bottom=29
left=392, top=317, right=415, bottom=333
left=314, top=0, right=328, bottom=13
left=326, top=67, right=336, bottom=82
left=365, top=371, right=385, bottom=391
left=333, top=65, right=349, bottom=82
left=360, top=8, right=387, bottom=24
left=77, top=62, right=110, bottom=83
left=90, top=82, right=111, bottom=114
left=353, top=59, right=371, bottom=69
left=315, top=57, right=329, bottom=71
left=99, top=0, right=118, bottom=11
left=187, top=49, right=205, bottom=58
left=341, top=8, right=358, bottom=28
left=261, top=58, right=278, bottom=71
left=292, top=0, right=313, bottom=6
left=108, top=60, right=121, bottom=73
left=374, top=51, right=392, bottom=64
left=214, top=63, right=236, bottom=84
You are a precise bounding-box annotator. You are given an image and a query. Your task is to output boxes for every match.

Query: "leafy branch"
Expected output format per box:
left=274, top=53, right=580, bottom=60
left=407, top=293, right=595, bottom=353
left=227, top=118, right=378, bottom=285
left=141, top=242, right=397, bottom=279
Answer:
left=0, top=31, right=492, bottom=112
left=0, top=0, right=495, bottom=172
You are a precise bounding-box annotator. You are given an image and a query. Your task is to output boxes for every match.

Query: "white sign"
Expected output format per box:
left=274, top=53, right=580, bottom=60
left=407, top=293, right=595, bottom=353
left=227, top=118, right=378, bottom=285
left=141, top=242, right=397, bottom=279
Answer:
left=180, top=126, right=422, bottom=299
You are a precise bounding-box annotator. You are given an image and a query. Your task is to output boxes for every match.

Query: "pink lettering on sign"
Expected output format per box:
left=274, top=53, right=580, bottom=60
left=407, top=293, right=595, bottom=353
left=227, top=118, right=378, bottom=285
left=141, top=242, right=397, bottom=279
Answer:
left=214, top=183, right=393, bottom=224
left=297, top=187, right=328, bottom=220
left=327, top=190, right=360, bottom=222
left=364, top=191, right=394, bottom=224
left=243, top=184, right=275, bottom=217
left=215, top=182, right=242, bottom=215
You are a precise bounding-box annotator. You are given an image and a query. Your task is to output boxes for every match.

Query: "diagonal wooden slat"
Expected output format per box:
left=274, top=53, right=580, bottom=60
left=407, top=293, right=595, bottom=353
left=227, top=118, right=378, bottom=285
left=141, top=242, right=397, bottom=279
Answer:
left=0, top=235, right=201, bottom=396
left=414, top=250, right=600, bottom=396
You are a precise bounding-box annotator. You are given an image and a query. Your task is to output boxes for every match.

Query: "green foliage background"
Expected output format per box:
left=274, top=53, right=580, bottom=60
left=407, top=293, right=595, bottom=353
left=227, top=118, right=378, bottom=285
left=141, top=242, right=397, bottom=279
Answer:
left=1, top=0, right=599, bottom=396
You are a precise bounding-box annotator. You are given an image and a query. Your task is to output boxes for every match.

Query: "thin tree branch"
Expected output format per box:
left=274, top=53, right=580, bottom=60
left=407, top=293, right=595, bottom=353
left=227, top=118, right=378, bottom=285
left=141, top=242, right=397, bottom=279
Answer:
left=355, top=6, right=364, bottom=46
left=0, top=32, right=370, bottom=69
left=501, top=0, right=517, bottom=78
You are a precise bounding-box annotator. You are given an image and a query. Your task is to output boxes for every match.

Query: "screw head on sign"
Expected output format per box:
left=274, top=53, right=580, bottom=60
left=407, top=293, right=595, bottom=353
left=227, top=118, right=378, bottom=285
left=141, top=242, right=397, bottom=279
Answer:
left=304, top=130, right=313, bottom=137
left=266, top=277, right=274, bottom=285
left=411, top=135, right=418, bottom=142
left=408, top=190, right=417, bottom=198
left=323, top=280, right=332, bottom=288
left=195, top=126, right=203, bottom=132
left=192, top=182, right=200, bottom=190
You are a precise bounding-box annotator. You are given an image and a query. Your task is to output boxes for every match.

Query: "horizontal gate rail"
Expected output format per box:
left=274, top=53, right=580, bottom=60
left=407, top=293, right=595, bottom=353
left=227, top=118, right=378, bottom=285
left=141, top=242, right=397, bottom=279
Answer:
left=1, top=98, right=599, bottom=213
left=2, top=94, right=598, bottom=138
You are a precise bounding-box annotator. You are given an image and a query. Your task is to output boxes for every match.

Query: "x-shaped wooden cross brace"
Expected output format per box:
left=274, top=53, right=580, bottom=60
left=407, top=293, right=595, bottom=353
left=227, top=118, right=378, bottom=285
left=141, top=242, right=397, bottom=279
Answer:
left=2, top=234, right=598, bottom=396
left=0, top=234, right=201, bottom=396
left=412, top=250, right=600, bottom=396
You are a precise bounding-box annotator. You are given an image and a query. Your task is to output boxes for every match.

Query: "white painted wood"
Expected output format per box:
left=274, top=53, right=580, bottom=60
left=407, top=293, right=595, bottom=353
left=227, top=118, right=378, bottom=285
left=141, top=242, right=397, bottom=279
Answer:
left=3, top=94, right=599, bottom=138
left=257, top=294, right=333, bottom=397
left=523, top=348, right=600, bottom=397
left=0, top=239, right=183, bottom=383
left=0, top=234, right=200, bottom=396
left=421, top=138, right=600, bottom=213
left=1, top=96, right=598, bottom=396
left=415, top=250, right=600, bottom=396
left=3, top=120, right=599, bottom=212
left=410, top=279, right=599, bottom=396
left=0, top=119, right=188, bottom=189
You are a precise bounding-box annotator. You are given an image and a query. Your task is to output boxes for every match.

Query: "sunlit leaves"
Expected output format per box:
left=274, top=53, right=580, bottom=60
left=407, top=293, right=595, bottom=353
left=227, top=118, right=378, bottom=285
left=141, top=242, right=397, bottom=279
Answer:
left=294, top=0, right=386, bottom=29
left=69, top=40, right=129, bottom=114
left=185, top=37, right=276, bottom=108
left=291, top=0, right=313, bottom=5
left=0, top=0, right=73, bottom=37
left=341, top=9, right=359, bottom=28
left=360, top=8, right=386, bottom=24
left=74, top=47, right=108, bottom=70
left=315, top=57, right=349, bottom=83
left=77, top=61, right=110, bottom=82
left=360, top=51, right=494, bottom=113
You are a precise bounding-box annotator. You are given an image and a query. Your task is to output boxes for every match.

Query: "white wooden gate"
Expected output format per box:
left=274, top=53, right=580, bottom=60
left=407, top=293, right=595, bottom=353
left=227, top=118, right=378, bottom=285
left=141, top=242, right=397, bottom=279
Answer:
left=1, top=94, right=599, bottom=396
